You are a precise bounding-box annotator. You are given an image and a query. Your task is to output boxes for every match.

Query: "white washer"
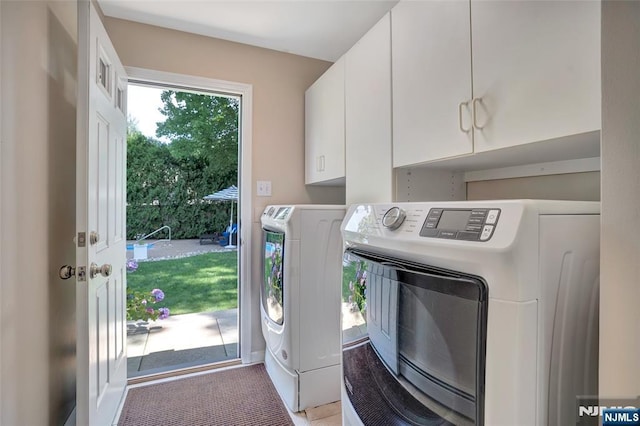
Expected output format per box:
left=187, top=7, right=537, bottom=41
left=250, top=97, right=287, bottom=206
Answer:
left=340, top=200, right=600, bottom=426
left=261, top=204, right=345, bottom=412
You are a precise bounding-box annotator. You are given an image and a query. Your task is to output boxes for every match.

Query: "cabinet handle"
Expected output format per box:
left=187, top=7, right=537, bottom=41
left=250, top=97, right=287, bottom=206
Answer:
left=321, top=155, right=325, bottom=172
left=458, top=101, right=471, bottom=133
left=316, top=156, right=322, bottom=172
left=472, top=97, right=484, bottom=130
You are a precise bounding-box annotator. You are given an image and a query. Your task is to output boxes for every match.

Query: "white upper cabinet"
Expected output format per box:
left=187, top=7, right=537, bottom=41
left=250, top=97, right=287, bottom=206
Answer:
left=471, top=0, right=600, bottom=153
left=392, top=1, right=473, bottom=168
left=392, top=0, right=601, bottom=168
left=345, top=13, right=393, bottom=204
left=305, top=56, right=346, bottom=185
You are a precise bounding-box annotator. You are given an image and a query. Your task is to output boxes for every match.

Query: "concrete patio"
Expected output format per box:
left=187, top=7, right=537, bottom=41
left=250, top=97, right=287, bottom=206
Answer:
left=127, top=308, right=239, bottom=378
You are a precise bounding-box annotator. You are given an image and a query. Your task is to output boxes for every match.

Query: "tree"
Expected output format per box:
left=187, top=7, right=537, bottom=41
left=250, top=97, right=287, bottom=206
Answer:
left=156, top=91, right=239, bottom=187
left=126, top=125, right=176, bottom=237
left=125, top=92, right=239, bottom=239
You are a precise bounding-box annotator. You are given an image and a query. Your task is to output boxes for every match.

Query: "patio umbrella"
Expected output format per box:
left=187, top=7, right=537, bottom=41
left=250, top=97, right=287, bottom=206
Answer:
left=203, top=185, right=238, bottom=247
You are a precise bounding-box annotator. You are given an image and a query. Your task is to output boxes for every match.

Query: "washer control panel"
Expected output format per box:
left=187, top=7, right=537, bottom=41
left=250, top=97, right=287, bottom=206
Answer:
left=419, top=208, right=501, bottom=242
left=262, top=206, right=291, bottom=220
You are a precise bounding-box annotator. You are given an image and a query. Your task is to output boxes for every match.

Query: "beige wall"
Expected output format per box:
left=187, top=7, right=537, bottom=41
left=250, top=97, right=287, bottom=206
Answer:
left=102, top=17, right=345, bottom=356
left=104, top=17, right=344, bottom=209
left=467, top=171, right=601, bottom=201
left=600, top=1, right=640, bottom=398
left=1, top=1, right=78, bottom=424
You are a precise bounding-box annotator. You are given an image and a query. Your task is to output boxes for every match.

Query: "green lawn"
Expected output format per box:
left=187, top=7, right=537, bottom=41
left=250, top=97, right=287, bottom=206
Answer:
left=127, top=251, right=238, bottom=315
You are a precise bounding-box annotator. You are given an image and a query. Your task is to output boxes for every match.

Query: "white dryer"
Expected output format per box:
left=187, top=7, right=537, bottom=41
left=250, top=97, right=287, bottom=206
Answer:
left=340, top=200, right=600, bottom=426
left=261, top=204, right=345, bottom=412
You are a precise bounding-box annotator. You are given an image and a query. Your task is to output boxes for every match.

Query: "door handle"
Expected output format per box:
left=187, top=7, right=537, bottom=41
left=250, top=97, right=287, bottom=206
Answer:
left=458, top=101, right=471, bottom=133
left=59, top=265, right=87, bottom=282
left=90, top=262, right=112, bottom=279
left=89, top=231, right=100, bottom=245
left=472, top=97, right=484, bottom=130
left=59, top=265, right=76, bottom=280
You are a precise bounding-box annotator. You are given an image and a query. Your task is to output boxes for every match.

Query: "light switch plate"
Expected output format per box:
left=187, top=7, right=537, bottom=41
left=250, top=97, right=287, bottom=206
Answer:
left=257, top=180, right=272, bottom=197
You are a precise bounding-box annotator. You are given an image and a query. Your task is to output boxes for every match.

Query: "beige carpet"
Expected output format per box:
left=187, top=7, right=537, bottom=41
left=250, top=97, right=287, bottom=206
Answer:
left=118, top=364, right=293, bottom=426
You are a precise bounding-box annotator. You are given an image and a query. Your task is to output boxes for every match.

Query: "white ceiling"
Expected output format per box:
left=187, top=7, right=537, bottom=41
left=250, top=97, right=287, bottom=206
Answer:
left=98, top=0, right=398, bottom=62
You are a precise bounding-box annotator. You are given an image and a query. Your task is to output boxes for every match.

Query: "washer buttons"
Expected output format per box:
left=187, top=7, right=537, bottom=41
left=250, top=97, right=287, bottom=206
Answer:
left=486, top=209, right=500, bottom=225
left=480, top=225, right=494, bottom=241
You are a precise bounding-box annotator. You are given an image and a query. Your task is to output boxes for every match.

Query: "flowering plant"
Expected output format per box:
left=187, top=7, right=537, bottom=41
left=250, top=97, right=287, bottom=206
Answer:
left=125, top=260, right=170, bottom=322
left=126, top=259, right=138, bottom=273
left=348, top=260, right=367, bottom=314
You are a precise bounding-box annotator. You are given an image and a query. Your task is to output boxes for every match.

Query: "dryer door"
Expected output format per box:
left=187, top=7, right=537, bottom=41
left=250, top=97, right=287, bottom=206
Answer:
left=262, top=229, right=285, bottom=325
left=343, top=249, right=488, bottom=425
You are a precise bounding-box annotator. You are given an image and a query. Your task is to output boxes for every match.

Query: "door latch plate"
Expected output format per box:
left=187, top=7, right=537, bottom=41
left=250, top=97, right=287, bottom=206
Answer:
left=77, top=232, right=86, bottom=248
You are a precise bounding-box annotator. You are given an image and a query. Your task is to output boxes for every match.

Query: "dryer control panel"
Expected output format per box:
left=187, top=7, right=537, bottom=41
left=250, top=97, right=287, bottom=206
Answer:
left=419, top=208, right=501, bottom=242
left=263, top=206, right=291, bottom=220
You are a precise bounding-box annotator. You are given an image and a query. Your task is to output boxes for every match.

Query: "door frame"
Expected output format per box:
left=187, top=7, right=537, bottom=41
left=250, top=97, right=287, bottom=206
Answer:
left=0, top=1, right=4, bottom=418
left=124, top=66, right=253, bottom=363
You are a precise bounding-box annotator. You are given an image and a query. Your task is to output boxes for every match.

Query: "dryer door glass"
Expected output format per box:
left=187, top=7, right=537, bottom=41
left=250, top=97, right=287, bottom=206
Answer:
left=342, top=251, right=368, bottom=345
left=342, top=249, right=488, bottom=425
left=263, top=230, right=285, bottom=324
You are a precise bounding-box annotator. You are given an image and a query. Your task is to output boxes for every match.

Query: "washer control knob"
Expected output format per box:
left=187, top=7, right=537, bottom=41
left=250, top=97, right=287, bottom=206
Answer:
left=382, top=207, right=406, bottom=230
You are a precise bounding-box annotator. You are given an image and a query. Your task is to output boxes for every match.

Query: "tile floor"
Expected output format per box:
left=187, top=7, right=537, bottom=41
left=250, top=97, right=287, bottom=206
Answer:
left=295, top=401, right=342, bottom=426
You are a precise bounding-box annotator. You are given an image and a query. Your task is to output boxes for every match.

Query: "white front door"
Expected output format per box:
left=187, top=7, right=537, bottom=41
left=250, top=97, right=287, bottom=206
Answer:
left=76, top=1, right=128, bottom=424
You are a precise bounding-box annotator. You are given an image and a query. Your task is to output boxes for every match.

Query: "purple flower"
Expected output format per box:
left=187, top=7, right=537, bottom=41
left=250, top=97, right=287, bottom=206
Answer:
left=158, top=307, right=170, bottom=320
left=146, top=307, right=154, bottom=314
left=126, top=259, right=138, bottom=272
left=151, top=288, right=165, bottom=302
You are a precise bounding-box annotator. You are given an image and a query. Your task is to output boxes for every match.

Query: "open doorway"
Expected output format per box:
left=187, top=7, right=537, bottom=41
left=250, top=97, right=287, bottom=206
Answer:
left=125, top=82, right=241, bottom=378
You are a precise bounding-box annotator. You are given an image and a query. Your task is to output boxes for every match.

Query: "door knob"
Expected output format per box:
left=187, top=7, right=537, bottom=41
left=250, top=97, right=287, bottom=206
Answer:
left=89, top=231, right=100, bottom=245
left=90, top=262, right=112, bottom=279
left=59, top=265, right=76, bottom=280
left=59, top=265, right=87, bottom=282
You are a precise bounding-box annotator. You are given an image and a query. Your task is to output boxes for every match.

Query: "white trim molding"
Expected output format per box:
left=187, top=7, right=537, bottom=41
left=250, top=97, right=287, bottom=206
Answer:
left=0, top=2, right=4, bottom=420
left=124, top=66, right=254, bottom=364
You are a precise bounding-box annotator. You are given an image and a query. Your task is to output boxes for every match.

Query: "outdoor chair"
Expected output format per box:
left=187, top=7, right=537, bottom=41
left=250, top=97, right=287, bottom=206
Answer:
left=199, top=232, right=222, bottom=245
left=219, top=223, right=238, bottom=246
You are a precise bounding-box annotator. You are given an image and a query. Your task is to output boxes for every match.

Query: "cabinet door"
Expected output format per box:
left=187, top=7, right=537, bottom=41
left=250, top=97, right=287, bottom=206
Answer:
left=471, top=0, right=600, bottom=153
left=345, top=13, right=392, bottom=204
left=392, top=0, right=473, bottom=168
left=305, top=57, right=345, bottom=185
